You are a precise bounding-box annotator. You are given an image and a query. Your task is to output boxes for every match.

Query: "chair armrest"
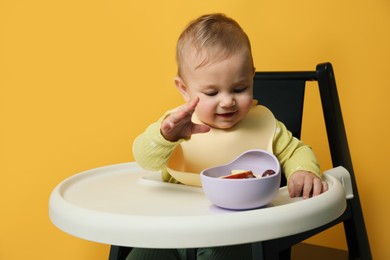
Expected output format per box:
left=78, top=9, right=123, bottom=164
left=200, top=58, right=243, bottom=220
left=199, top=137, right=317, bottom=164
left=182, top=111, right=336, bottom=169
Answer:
left=323, top=166, right=354, bottom=199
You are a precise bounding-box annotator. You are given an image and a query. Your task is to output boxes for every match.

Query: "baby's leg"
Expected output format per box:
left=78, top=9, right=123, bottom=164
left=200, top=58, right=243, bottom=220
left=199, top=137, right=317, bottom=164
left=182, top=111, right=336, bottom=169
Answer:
left=126, top=248, right=181, bottom=260
left=197, top=244, right=252, bottom=260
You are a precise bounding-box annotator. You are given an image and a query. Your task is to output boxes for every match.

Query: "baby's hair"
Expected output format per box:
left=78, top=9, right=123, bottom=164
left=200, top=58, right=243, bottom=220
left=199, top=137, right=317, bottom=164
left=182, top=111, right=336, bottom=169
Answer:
left=176, top=13, right=253, bottom=77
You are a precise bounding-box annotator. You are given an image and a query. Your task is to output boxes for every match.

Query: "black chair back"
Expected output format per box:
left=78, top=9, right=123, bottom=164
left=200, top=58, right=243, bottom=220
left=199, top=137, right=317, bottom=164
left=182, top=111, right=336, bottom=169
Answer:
left=253, top=71, right=315, bottom=139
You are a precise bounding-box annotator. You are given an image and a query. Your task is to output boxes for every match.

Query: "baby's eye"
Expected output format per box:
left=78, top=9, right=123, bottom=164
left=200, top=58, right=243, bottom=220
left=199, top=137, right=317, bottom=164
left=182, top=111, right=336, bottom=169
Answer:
left=204, top=91, right=218, bottom=97
left=233, top=87, right=247, bottom=93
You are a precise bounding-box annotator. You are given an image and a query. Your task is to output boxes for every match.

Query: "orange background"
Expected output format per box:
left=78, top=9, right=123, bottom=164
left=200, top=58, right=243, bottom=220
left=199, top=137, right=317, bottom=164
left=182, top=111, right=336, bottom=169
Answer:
left=1, top=1, right=389, bottom=259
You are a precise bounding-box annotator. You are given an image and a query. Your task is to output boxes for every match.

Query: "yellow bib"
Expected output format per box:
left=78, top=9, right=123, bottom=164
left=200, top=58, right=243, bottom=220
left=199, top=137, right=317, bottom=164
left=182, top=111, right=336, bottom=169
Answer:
left=167, top=105, right=276, bottom=174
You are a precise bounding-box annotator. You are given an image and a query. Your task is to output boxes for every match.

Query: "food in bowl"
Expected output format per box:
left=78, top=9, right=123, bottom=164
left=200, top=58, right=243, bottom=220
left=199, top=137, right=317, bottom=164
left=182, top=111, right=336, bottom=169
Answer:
left=221, top=170, right=256, bottom=179
left=200, top=149, right=281, bottom=210
left=221, top=169, right=276, bottom=179
left=261, top=169, right=276, bottom=177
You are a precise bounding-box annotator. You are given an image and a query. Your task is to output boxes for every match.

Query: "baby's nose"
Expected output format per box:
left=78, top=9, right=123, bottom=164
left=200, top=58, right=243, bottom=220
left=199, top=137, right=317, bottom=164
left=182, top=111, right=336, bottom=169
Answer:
left=220, top=95, right=235, bottom=107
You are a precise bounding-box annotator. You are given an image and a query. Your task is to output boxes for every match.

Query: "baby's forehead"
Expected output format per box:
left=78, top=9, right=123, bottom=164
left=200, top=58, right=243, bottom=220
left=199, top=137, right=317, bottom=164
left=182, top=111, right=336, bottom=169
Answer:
left=181, top=45, right=251, bottom=71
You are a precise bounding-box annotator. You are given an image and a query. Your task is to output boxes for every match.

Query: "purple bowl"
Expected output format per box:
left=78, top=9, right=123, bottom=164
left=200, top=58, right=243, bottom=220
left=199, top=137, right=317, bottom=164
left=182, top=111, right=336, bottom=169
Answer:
left=200, top=149, right=281, bottom=210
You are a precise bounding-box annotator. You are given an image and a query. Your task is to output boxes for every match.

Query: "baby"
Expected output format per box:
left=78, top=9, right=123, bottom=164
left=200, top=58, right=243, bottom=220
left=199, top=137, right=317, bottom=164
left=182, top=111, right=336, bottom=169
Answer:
left=130, top=13, right=328, bottom=259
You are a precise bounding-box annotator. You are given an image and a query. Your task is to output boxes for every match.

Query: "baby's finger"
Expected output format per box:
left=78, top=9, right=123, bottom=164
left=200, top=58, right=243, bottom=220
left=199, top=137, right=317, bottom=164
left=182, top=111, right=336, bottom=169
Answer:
left=181, top=98, right=199, bottom=117
left=293, top=178, right=304, bottom=197
left=311, top=178, right=323, bottom=197
left=288, top=178, right=299, bottom=198
left=192, top=123, right=211, bottom=135
left=322, top=181, right=329, bottom=192
left=302, top=177, right=314, bottom=199
left=188, top=97, right=200, bottom=110
left=287, top=178, right=293, bottom=197
left=173, top=98, right=200, bottom=122
left=168, top=111, right=183, bottom=124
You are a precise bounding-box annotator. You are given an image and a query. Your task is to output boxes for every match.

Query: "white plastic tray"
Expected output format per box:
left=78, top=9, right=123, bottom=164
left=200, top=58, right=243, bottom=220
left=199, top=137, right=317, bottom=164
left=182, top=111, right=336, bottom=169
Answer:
left=49, top=162, right=347, bottom=248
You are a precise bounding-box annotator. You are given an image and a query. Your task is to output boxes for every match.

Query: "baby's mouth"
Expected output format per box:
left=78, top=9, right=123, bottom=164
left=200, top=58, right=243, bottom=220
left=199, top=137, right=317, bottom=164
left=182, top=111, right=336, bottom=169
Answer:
left=216, top=112, right=236, bottom=118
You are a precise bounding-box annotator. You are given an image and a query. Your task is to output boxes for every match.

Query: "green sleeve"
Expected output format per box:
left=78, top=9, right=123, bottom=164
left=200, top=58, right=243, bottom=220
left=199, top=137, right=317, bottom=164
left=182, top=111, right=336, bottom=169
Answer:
left=273, top=120, right=321, bottom=179
left=132, top=114, right=183, bottom=171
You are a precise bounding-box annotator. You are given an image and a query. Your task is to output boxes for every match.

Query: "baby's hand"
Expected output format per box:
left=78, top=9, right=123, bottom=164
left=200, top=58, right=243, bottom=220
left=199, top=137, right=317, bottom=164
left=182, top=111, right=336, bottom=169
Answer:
left=288, top=171, right=328, bottom=199
left=161, top=98, right=210, bottom=142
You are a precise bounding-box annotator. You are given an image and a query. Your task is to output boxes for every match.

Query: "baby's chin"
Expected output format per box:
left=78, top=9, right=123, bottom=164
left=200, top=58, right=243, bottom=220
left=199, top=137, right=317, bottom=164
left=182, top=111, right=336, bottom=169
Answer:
left=204, top=120, right=241, bottom=129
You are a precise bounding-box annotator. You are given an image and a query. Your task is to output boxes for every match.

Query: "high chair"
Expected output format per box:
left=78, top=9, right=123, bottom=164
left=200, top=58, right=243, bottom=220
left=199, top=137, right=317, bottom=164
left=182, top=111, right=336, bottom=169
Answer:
left=109, top=63, right=371, bottom=259
left=48, top=62, right=370, bottom=260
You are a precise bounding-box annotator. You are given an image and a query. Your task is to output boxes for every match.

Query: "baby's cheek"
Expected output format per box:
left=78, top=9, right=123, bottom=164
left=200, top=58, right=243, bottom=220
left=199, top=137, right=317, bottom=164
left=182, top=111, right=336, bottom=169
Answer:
left=197, top=99, right=214, bottom=112
left=240, top=97, right=253, bottom=111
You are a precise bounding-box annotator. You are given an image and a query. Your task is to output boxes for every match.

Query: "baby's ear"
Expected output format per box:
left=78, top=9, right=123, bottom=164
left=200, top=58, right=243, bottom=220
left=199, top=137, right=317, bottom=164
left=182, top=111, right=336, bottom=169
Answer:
left=174, top=76, right=190, bottom=102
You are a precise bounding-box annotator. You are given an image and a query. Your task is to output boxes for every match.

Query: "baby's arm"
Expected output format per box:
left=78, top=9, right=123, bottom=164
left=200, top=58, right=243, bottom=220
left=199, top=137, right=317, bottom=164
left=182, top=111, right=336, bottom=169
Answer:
left=273, top=120, right=328, bottom=198
left=132, top=116, right=180, bottom=171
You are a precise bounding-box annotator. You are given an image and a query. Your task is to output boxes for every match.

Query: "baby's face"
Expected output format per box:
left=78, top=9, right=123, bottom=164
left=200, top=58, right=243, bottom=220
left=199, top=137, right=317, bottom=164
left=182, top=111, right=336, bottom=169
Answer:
left=180, top=50, right=254, bottom=129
